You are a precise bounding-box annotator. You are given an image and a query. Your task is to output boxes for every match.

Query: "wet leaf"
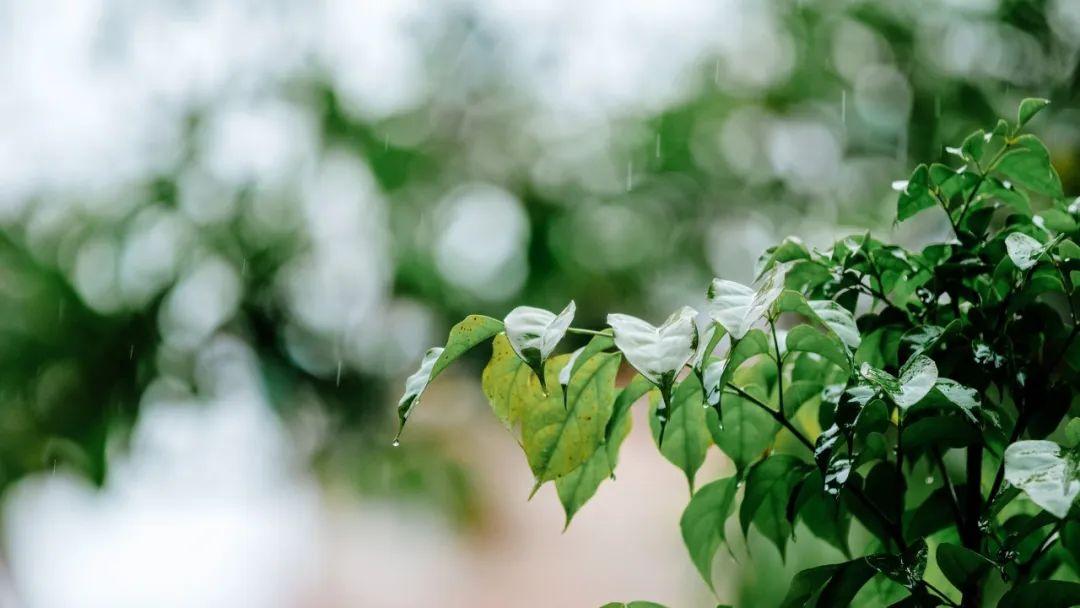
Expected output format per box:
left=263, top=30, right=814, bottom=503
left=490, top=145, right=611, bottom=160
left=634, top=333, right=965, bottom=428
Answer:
left=395, top=346, right=444, bottom=440
left=608, top=307, right=697, bottom=389
left=396, top=315, right=505, bottom=439
left=520, top=350, right=621, bottom=482
left=1004, top=232, right=1048, bottom=271
left=505, top=301, right=576, bottom=390
left=706, top=265, right=787, bottom=339
left=1003, top=440, right=1080, bottom=518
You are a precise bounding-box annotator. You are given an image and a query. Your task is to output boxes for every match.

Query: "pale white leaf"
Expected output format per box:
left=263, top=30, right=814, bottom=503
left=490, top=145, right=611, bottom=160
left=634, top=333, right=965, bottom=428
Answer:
left=706, top=264, right=787, bottom=339
left=558, top=346, right=586, bottom=388
left=895, top=355, right=938, bottom=409
left=934, top=378, right=980, bottom=424
left=1004, top=440, right=1080, bottom=518
left=608, top=306, right=698, bottom=387
left=1004, top=232, right=1046, bottom=271
left=808, top=299, right=861, bottom=349
left=504, top=301, right=575, bottom=368
left=396, top=346, right=444, bottom=427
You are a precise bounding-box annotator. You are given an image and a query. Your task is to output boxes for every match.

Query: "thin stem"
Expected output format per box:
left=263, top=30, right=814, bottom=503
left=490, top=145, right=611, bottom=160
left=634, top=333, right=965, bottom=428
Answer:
left=961, top=445, right=984, bottom=608
left=769, top=318, right=787, bottom=420
left=567, top=327, right=610, bottom=337
left=987, top=405, right=1027, bottom=507
left=724, top=382, right=909, bottom=551
left=931, top=188, right=962, bottom=238
left=955, top=143, right=1010, bottom=227
left=932, top=449, right=965, bottom=536
left=925, top=581, right=962, bottom=608
left=1017, top=520, right=1064, bottom=582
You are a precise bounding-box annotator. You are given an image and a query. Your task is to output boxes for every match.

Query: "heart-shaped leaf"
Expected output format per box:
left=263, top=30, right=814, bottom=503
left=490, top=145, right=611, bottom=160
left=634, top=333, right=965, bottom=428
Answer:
left=608, top=307, right=698, bottom=439
left=1004, top=440, right=1080, bottom=518
left=1005, top=232, right=1048, bottom=271
left=505, top=301, right=576, bottom=391
left=860, top=355, right=937, bottom=410
left=706, top=265, right=787, bottom=339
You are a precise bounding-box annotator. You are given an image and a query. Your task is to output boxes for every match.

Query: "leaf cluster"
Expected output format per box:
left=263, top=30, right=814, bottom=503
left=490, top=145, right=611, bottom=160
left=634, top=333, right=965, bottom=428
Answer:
left=396, top=100, right=1080, bottom=607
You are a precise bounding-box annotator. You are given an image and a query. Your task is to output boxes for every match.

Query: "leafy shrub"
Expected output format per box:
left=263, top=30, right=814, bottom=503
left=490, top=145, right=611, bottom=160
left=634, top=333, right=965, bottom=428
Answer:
left=395, top=100, right=1080, bottom=607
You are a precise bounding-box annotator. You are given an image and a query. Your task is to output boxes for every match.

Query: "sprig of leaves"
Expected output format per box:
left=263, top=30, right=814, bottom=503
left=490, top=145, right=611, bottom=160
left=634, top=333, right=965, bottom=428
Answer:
left=395, top=100, right=1080, bottom=606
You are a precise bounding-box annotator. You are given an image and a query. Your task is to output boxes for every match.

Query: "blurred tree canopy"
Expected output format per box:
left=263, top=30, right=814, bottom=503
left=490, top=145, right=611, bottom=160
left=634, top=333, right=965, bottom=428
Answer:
left=0, top=0, right=1077, bottom=515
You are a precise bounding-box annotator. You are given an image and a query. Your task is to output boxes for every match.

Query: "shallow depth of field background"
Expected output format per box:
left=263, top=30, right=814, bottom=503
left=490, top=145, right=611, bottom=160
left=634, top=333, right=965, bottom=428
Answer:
left=1, top=1, right=1079, bottom=606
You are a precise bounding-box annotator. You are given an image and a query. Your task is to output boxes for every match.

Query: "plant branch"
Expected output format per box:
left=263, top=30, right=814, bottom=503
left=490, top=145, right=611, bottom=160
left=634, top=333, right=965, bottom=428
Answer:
left=567, top=327, right=611, bottom=337
left=724, top=382, right=909, bottom=551
left=932, top=449, right=965, bottom=536
left=769, top=318, right=787, bottom=420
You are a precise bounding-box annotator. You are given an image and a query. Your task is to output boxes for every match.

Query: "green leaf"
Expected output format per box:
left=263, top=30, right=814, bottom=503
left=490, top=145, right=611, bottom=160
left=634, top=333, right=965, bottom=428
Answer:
left=1003, top=440, right=1080, bottom=518
left=781, top=564, right=841, bottom=608
left=482, top=333, right=531, bottom=428
left=895, top=164, right=936, bottom=222
left=999, top=581, right=1080, bottom=608
left=783, top=379, right=824, bottom=418
left=600, top=603, right=668, bottom=608
left=432, top=315, right=505, bottom=379
left=559, top=333, right=615, bottom=391
left=521, top=351, right=621, bottom=482
left=781, top=559, right=876, bottom=608
left=650, top=374, right=711, bottom=490
left=397, top=314, right=507, bottom=439
left=1066, top=418, right=1080, bottom=449
left=706, top=389, right=777, bottom=474
left=739, top=454, right=807, bottom=560
left=902, top=415, right=980, bottom=451
left=866, top=539, right=928, bottom=590
left=557, top=374, right=657, bottom=524
left=504, top=301, right=576, bottom=391
left=787, top=325, right=850, bottom=374
left=1017, top=98, right=1050, bottom=129
left=709, top=329, right=771, bottom=421
left=556, top=411, right=630, bottom=526
left=995, top=134, right=1063, bottom=198
left=936, top=543, right=994, bottom=593
left=1005, top=232, right=1048, bottom=271
left=680, top=476, right=739, bottom=591
left=395, top=347, right=444, bottom=441
left=959, top=129, right=986, bottom=164
left=775, top=291, right=861, bottom=349
left=793, top=470, right=851, bottom=556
